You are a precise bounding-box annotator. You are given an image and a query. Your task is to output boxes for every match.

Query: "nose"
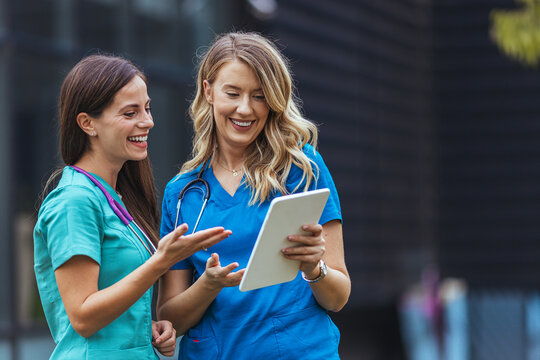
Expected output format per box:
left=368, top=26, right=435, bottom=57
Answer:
left=138, top=112, right=154, bottom=129
left=236, top=95, right=254, bottom=116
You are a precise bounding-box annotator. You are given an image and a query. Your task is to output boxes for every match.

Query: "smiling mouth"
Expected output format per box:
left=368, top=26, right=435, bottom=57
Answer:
left=128, top=135, right=148, bottom=142
left=231, top=119, right=254, bottom=127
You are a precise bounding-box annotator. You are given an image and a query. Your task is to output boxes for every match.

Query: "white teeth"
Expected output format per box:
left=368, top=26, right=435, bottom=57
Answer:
left=231, top=119, right=253, bottom=127
left=128, top=135, right=148, bottom=142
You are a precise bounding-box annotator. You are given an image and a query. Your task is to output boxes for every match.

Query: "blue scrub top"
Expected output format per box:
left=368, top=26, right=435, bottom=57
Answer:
left=34, top=167, right=158, bottom=360
left=161, top=144, right=343, bottom=360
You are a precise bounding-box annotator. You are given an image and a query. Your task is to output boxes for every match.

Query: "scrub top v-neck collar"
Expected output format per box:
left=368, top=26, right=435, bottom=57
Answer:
left=207, top=165, right=248, bottom=205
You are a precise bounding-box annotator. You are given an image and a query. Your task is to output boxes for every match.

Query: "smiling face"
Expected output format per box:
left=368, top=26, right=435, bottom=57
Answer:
left=89, top=75, right=153, bottom=167
left=204, top=60, right=270, bottom=154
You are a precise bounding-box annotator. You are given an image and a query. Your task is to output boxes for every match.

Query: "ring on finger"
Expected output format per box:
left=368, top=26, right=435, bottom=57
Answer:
left=202, top=246, right=207, bottom=251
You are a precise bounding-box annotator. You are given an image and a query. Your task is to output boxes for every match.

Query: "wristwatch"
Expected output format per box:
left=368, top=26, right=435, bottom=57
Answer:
left=302, top=260, right=327, bottom=283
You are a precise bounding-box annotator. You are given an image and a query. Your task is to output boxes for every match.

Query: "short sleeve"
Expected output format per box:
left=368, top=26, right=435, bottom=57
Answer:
left=161, top=179, right=193, bottom=270
left=286, top=145, right=342, bottom=225
left=41, top=186, right=103, bottom=270
left=309, top=148, right=342, bottom=225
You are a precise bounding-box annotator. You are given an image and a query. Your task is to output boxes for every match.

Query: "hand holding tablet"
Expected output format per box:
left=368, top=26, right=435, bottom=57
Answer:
left=239, top=188, right=330, bottom=292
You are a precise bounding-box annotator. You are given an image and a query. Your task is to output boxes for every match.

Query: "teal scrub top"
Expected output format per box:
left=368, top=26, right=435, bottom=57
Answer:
left=161, top=144, right=342, bottom=360
left=34, top=167, right=158, bottom=360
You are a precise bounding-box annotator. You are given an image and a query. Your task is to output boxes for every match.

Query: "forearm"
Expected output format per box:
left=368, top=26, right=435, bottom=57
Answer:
left=308, top=267, right=350, bottom=312
left=71, top=255, right=168, bottom=337
left=158, top=273, right=221, bottom=335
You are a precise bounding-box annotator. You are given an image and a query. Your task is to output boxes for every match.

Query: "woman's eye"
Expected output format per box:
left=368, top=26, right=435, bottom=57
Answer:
left=226, top=92, right=239, bottom=97
left=254, top=95, right=265, bottom=100
left=124, top=111, right=136, bottom=118
left=145, top=107, right=152, bottom=113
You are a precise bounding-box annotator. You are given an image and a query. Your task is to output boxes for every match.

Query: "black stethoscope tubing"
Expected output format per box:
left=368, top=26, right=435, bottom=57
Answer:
left=174, top=158, right=211, bottom=233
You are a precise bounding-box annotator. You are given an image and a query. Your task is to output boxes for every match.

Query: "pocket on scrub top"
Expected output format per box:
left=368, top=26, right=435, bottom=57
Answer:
left=86, top=344, right=157, bottom=360
left=181, top=332, right=219, bottom=360
left=271, top=306, right=340, bottom=360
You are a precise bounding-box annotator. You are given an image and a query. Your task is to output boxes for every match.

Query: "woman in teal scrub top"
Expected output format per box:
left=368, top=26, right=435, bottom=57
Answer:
left=158, top=32, right=351, bottom=359
left=34, top=55, right=231, bottom=359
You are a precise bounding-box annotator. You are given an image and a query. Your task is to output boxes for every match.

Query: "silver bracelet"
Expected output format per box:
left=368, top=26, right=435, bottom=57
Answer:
left=302, top=260, right=327, bottom=283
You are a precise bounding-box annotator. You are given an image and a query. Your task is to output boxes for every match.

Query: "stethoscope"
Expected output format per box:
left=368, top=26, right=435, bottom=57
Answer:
left=174, top=158, right=211, bottom=232
left=70, top=166, right=157, bottom=256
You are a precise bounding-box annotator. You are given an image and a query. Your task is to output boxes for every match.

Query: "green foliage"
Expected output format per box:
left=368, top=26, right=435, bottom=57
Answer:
left=491, top=0, right=540, bottom=67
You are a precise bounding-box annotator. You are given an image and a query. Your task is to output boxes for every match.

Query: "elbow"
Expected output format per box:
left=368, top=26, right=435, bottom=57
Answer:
left=156, top=303, right=168, bottom=322
left=328, top=300, right=348, bottom=313
left=69, top=312, right=99, bottom=338
left=327, top=288, right=351, bottom=313
left=71, top=319, right=97, bottom=338
left=157, top=306, right=186, bottom=336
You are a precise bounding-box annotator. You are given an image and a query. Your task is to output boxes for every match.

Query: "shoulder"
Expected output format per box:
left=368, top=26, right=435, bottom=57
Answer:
left=289, top=143, right=326, bottom=176
left=38, top=168, right=105, bottom=224
left=301, top=143, right=323, bottom=164
left=42, top=168, right=102, bottom=209
left=285, top=143, right=334, bottom=192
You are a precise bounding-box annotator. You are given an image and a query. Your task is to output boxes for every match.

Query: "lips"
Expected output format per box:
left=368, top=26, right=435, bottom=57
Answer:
left=230, top=118, right=255, bottom=131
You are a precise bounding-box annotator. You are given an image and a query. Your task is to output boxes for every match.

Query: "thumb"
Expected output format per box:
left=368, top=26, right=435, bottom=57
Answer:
left=173, top=223, right=189, bottom=238
left=206, top=253, right=220, bottom=268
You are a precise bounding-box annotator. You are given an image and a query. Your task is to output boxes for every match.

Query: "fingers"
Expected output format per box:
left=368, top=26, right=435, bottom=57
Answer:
left=287, top=233, right=325, bottom=247
left=183, top=227, right=232, bottom=253
left=210, top=267, right=244, bottom=287
left=227, top=268, right=245, bottom=285
left=152, top=325, right=160, bottom=342
left=198, top=230, right=232, bottom=251
left=281, top=234, right=325, bottom=263
left=188, top=226, right=226, bottom=241
left=206, top=254, right=238, bottom=274
left=153, top=321, right=177, bottom=356
left=204, top=253, right=245, bottom=288
left=154, top=324, right=173, bottom=344
left=155, top=332, right=176, bottom=356
left=222, top=261, right=240, bottom=273
left=301, top=223, right=323, bottom=235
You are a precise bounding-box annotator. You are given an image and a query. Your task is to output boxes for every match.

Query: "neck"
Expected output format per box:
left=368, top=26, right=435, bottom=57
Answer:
left=74, top=152, right=123, bottom=190
left=214, top=142, right=245, bottom=171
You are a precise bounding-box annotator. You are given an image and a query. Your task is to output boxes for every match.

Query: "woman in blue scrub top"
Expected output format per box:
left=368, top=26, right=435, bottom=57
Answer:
left=34, top=55, right=231, bottom=359
left=158, top=32, right=351, bottom=360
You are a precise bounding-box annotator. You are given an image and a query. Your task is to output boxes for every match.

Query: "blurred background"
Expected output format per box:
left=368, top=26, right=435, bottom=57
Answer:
left=1, top=0, right=540, bottom=359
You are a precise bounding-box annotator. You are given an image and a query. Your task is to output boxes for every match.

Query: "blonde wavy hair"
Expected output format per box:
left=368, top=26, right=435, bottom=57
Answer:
left=181, top=32, right=319, bottom=205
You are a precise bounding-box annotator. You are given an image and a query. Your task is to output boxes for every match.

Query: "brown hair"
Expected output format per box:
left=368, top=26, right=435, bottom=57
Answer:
left=45, top=54, right=159, bottom=244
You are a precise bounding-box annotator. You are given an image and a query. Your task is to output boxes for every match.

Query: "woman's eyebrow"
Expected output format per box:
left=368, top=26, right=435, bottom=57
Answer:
left=222, top=84, right=263, bottom=91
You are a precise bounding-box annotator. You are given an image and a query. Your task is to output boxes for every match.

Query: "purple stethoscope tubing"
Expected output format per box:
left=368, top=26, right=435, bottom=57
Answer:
left=69, top=166, right=156, bottom=255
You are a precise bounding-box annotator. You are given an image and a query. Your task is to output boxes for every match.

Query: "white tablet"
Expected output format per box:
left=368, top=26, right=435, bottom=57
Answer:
left=239, top=188, right=330, bottom=292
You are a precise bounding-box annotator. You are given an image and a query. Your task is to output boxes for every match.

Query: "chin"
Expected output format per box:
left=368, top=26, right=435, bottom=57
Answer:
left=128, top=153, right=148, bottom=162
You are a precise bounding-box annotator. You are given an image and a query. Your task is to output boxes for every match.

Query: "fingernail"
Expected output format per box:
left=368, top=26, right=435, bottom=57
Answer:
left=281, top=249, right=288, bottom=254
left=302, top=225, right=308, bottom=230
left=288, top=235, right=294, bottom=240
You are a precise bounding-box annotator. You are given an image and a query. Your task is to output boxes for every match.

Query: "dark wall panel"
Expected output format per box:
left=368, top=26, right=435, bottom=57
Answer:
left=272, top=0, right=436, bottom=305
left=434, top=0, right=540, bottom=288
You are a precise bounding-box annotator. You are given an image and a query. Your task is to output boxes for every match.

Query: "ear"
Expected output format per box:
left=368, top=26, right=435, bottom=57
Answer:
left=203, top=80, right=213, bottom=105
left=76, top=113, right=96, bottom=137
